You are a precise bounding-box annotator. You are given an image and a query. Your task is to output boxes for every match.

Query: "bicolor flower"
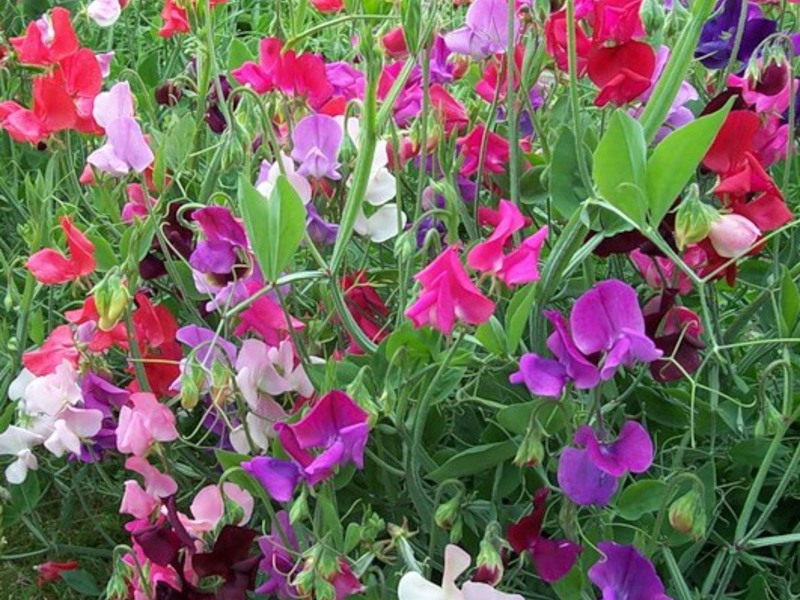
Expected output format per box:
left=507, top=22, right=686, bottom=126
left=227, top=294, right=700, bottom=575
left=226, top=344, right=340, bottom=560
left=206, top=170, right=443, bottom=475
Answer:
left=406, top=246, right=496, bottom=335
left=557, top=421, right=654, bottom=506
left=11, top=8, right=79, bottom=66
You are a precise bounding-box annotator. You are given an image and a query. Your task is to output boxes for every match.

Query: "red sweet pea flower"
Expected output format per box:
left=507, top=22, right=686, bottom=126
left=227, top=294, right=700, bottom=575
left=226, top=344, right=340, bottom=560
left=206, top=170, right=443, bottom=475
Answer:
left=429, top=84, right=468, bottom=133
left=475, top=45, right=524, bottom=103
left=131, top=294, right=182, bottom=397
left=341, top=271, right=390, bottom=354
left=57, top=49, right=104, bottom=133
left=702, top=111, right=762, bottom=175
left=159, top=0, right=190, bottom=38
left=35, top=561, right=79, bottom=586
left=311, top=0, right=345, bottom=11
left=27, top=216, right=96, bottom=285
left=232, top=38, right=333, bottom=110
left=458, top=125, right=511, bottom=177
left=544, top=9, right=592, bottom=74
left=592, top=0, right=646, bottom=45
left=587, top=41, right=656, bottom=107
left=11, top=7, right=79, bottom=66
left=65, top=297, right=129, bottom=353
left=383, top=27, right=409, bottom=59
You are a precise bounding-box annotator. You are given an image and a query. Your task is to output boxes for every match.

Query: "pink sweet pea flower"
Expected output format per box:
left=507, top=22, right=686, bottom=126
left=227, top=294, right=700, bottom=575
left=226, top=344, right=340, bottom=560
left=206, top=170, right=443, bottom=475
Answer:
left=406, top=246, right=495, bottom=335
left=10, top=7, right=79, bottom=67
left=27, top=216, right=96, bottom=285
left=459, top=125, right=510, bottom=177
left=87, top=0, right=122, bottom=27
left=311, top=0, right=345, bottom=11
left=729, top=60, right=798, bottom=114
left=707, top=213, right=760, bottom=258
left=116, top=392, right=179, bottom=456
left=444, top=0, right=518, bottom=61
left=182, top=483, right=254, bottom=535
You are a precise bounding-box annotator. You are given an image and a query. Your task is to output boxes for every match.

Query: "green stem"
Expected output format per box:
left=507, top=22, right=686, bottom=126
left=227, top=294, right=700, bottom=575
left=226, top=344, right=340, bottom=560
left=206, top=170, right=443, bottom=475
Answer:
left=565, top=0, right=592, bottom=190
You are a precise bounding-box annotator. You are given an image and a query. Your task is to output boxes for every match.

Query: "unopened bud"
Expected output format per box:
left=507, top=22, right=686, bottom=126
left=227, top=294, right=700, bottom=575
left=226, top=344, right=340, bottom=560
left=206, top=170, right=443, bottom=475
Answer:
left=155, top=82, right=182, bottom=106
left=514, top=426, right=545, bottom=467
left=674, top=186, right=718, bottom=250
left=641, top=0, right=666, bottom=37
left=94, top=270, right=130, bottom=331
left=473, top=525, right=504, bottom=586
left=708, top=214, right=760, bottom=258
left=435, top=494, right=462, bottom=530
left=669, top=488, right=707, bottom=539
left=755, top=403, right=784, bottom=438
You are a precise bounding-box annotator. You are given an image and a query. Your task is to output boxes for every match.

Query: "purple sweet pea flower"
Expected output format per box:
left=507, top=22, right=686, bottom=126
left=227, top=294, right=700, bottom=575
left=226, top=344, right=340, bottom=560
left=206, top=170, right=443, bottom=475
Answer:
left=87, top=118, right=154, bottom=176
left=306, top=203, right=339, bottom=245
left=589, top=542, right=673, bottom=600
left=444, top=0, right=517, bottom=61
left=257, top=510, right=301, bottom=598
left=558, top=421, right=654, bottom=506
left=189, top=206, right=249, bottom=276
left=696, top=0, right=776, bottom=70
left=80, top=372, right=129, bottom=460
left=326, top=62, right=365, bottom=100
left=429, top=35, right=457, bottom=84
left=175, top=325, right=237, bottom=368
left=291, top=114, right=342, bottom=180
left=243, top=391, right=369, bottom=501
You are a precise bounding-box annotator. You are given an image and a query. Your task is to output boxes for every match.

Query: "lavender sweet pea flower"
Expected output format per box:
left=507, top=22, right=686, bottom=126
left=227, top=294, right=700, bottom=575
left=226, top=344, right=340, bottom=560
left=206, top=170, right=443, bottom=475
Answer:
left=291, top=114, right=342, bottom=180
left=696, top=0, right=776, bottom=69
left=326, top=62, right=365, bottom=100
left=306, top=203, right=339, bottom=245
left=570, top=280, right=663, bottom=380
left=589, top=542, right=673, bottom=600
left=87, top=118, right=154, bottom=176
left=557, top=447, right=619, bottom=506
left=445, top=0, right=517, bottom=61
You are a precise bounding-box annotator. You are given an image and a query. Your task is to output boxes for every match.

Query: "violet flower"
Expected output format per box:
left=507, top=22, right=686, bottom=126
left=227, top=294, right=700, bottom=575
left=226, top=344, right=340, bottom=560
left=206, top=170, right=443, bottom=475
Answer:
left=291, top=114, right=342, bottom=180
left=507, top=488, right=582, bottom=583
left=557, top=421, right=654, bottom=506
left=80, top=372, right=129, bottom=459
left=510, top=280, right=661, bottom=398
left=242, top=390, right=369, bottom=501
left=306, top=203, right=339, bottom=245
left=189, top=206, right=249, bottom=277
left=696, top=0, right=776, bottom=70
left=445, top=0, right=517, bottom=61
left=257, top=510, right=301, bottom=598
left=588, top=542, right=673, bottom=600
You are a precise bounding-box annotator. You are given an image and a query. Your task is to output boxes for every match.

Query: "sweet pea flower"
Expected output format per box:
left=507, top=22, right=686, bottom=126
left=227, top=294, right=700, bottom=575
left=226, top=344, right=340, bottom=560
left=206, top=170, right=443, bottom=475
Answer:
left=507, top=489, right=582, bottom=583
left=182, top=483, right=254, bottom=535
left=558, top=421, right=654, bottom=506
left=27, top=216, right=96, bottom=285
left=589, top=542, right=673, bottom=600
left=592, top=0, right=646, bottom=45
left=256, top=155, right=312, bottom=205
left=87, top=0, right=122, bottom=27
left=243, top=390, right=369, bottom=500
left=257, top=510, right=300, bottom=597
left=116, top=392, right=179, bottom=456
left=406, top=246, right=496, bottom=335
left=708, top=214, right=760, bottom=258
left=729, top=60, right=797, bottom=114
left=459, top=125, right=510, bottom=176
left=11, top=8, right=79, bottom=66
left=0, top=426, right=43, bottom=484
left=696, top=0, right=776, bottom=70
left=398, top=545, right=525, bottom=600
left=236, top=339, right=313, bottom=401
left=588, top=41, right=656, bottom=107
left=291, top=114, right=342, bottom=180
left=444, top=0, right=518, bottom=61
left=311, top=0, right=345, bottom=12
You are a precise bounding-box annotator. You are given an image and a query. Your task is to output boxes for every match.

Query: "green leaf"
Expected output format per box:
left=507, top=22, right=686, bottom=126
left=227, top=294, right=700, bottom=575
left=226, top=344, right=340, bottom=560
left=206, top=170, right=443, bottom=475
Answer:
left=646, top=101, right=732, bottom=226
left=239, top=174, right=307, bottom=282
left=593, top=111, right=648, bottom=226
left=86, top=232, right=117, bottom=271
left=228, top=38, right=255, bottom=72
left=215, top=449, right=266, bottom=499
left=427, top=440, right=517, bottom=483
left=60, top=570, right=101, bottom=596
left=549, top=128, right=590, bottom=219
left=475, top=316, right=507, bottom=356
left=505, top=283, right=537, bottom=354
left=163, top=113, right=197, bottom=173
left=617, top=479, right=667, bottom=520
left=779, top=266, right=800, bottom=336
left=497, top=401, right=569, bottom=435
left=5, top=471, right=43, bottom=526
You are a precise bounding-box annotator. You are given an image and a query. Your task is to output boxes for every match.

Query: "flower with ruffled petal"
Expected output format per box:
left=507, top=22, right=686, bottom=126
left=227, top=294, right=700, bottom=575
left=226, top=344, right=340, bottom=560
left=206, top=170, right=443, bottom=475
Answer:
left=588, top=542, right=673, bottom=600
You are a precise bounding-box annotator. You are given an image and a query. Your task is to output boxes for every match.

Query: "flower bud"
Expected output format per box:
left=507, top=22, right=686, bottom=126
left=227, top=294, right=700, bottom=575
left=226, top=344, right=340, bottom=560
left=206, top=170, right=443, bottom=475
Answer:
left=473, top=525, right=504, bottom=586
left=669, top=489, right=707, bottom=539
left=755, top=402, right=784, bottom=438
left=155, top=81, right=182, bottom=106
left=382, top=26, right=409, bottom=59
left=674, top=187, right=718, bottom=250
left=290, top=487, right=310, bottom=523
left=93, top=270, right=130, bottom=331
left=708, top=214, right=760, bottom=258
left=434, top=494, right=462, bottom=530
left=514, top=426, right=545, bottom=467
left=641, top=0, right=666, bottom=37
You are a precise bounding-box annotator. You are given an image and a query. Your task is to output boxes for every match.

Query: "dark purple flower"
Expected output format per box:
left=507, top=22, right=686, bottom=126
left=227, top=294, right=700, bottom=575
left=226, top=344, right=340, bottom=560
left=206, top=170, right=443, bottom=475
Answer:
left=644, top=293, right=705, bottom=383
left=193, top=525, right=261, bottom=600
left=696, top=0, right=776, bottom=70
left=507, top=489, right=583, bottom=583
left=589, top=542, right=673, bottom=600
left=306, top=203, right=339, bottom=246
left=80, top=373, right=130, bottom=459
left=256, top=511, right=301, bottom=598
left=189, top=206, right=249, bottom=277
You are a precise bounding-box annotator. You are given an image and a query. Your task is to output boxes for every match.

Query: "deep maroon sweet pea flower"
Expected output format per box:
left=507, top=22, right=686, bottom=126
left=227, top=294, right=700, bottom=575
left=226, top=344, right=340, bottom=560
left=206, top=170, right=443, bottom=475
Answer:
left=189, top=206, right=249, bottom=276
left=507, top=489, right=583, bottom=583
left=193, top=525, right=261, bottom=600
left=558, top=421, right=654, bottom=506
left=696, top=0, right=776, bottom=70
left=589, top=542, right=673, bottom=600
left=644, top=293, right=705, bottom=383
left=256, top=511, right=300, bottom=598
left=277, top=390, right=369, bottom=486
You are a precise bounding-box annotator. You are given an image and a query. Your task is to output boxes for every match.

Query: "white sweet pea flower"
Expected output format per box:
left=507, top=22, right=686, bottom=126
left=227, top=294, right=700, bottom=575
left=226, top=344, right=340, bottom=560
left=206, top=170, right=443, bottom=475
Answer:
left=354, top=203, right=407, bottom=243
left=87, top=0, right=122, bottom=27
left=43, top=407, right=104, bottom=458
left=256, top=156, right=312, bottom=205
left=398, top=545, right=525, bottom=600
left=0, top=426, right=43, bottom=484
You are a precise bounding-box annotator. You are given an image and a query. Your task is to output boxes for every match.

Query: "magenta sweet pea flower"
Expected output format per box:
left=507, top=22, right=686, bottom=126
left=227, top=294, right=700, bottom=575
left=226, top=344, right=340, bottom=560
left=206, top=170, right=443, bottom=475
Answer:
left=257, top=510, right=301, bottom=598
left=507, top=488, right=582, bottom=583
left=445, top=0, right=518, bottom=61
left=291, top=114, right=342, bottom=180
left=558, top=421, right=654, bottom=506
left=189, top=206, right=249, bottom=277
left=589, top=542, right=673, bottom=600
left=406, top=246, right=495, bottom=335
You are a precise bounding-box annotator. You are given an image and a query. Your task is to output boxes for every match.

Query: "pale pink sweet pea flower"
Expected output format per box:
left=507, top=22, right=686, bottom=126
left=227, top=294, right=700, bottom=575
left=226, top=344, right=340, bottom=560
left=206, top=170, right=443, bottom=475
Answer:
left=398, top=545, right=525, bottom=600
left=96, top=51, right=115, bottom=77
left=236, top=339, right=314, bottom=401
left=256, top=155, right=312, bottom=204
left=116, top=392, right=179, bottom=456
left=444, top=0, right=517, bottom=61
left=708, top=214, right=761, bottom=258
left=87, top=0, right=122, bottom=27
left=181, top=483, right=254, bottom=535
